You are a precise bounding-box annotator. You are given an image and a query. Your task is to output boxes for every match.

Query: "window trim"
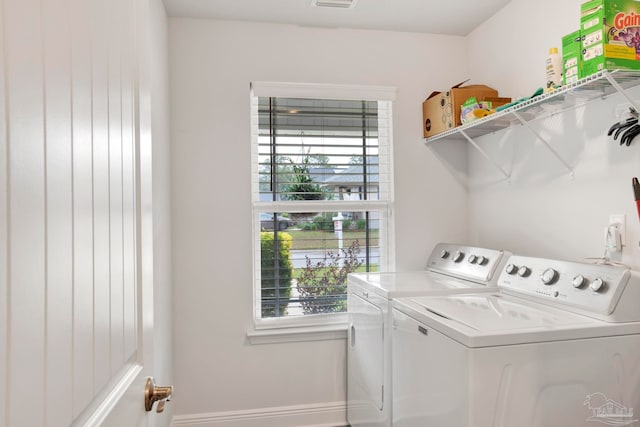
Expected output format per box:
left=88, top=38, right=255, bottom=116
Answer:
left=251, top=81, right=397, bottom=102
left=249, top=82, right=396, bottom=336
left=246, top=322, right=349, bottom=345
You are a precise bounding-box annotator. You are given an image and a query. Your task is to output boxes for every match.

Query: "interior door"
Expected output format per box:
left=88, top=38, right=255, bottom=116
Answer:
left=0, top=0, right=167, bottom=425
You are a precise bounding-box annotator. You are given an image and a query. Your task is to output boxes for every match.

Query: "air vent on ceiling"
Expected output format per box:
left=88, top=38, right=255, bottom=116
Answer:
left=311, top=0, right=358, bottom=9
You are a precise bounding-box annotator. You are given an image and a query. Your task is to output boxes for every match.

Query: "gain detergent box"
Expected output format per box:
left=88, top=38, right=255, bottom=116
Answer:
left=581, top=0, right=640, bottom=77
left=563, top=30, right=582, bottom=84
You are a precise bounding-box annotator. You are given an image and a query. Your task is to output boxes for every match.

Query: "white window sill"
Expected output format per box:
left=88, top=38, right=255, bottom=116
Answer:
left=246, top=323, right=348, bottom=345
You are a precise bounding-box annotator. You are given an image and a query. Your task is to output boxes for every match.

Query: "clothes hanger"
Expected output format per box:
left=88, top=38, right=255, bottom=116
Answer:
left=609, top=107, right=640, bottom=146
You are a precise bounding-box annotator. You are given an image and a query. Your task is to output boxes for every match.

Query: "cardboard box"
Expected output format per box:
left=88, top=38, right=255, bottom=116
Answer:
left=460, top=96, right=513, bottom=124
left=581, top=0, right=640, bottom=77
left=563, top=30, right=582, bottom=85
left=422, top=82, right=499, bottom=138
left=482, top=96, right=512, bottom=109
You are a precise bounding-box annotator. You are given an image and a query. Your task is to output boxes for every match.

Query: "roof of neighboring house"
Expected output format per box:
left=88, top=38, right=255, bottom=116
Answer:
left=308, top=167, right=335, bottom=183
left=322, top=163, right=379, bottom=186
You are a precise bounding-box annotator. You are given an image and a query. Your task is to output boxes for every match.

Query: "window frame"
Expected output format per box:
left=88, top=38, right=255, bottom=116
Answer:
left=249, top=82, right=396, bottom=337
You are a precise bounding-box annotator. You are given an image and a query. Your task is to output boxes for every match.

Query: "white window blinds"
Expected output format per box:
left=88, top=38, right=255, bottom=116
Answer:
left=251, top=83, right=395, bottom=325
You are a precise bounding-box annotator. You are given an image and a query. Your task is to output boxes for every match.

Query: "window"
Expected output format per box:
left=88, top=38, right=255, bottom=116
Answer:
left=251, top=82, right=395, bottom=328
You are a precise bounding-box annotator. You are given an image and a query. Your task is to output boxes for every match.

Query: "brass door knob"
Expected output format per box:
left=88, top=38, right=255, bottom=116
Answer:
left=145, top=377, right=173, bottom=413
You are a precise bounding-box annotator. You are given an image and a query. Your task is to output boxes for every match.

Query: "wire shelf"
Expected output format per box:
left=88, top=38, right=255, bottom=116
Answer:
left=424, top=70, right=640, bottom=144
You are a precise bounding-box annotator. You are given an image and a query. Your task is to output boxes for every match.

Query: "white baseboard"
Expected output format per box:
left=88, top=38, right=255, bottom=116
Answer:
left=171, top=401, right=347, bottom=427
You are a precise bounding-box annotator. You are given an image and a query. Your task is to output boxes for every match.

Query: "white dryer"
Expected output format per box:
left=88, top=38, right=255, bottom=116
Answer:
left=347, top=243, right=510, bottom=427
left=392, top=255, right=640, bottom=427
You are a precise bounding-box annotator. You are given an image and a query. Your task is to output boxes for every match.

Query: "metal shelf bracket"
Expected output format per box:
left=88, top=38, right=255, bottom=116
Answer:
left=603, top=71, right=640, bottom=114
left=459, top=129, right=511, bottom=181
left=512, top=111, right=575, bottom=179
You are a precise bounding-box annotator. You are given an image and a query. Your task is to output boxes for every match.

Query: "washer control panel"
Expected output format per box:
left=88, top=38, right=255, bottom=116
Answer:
left=427, top=243, right=508, bottom=284
left=499, top=255, right=630, bottom=316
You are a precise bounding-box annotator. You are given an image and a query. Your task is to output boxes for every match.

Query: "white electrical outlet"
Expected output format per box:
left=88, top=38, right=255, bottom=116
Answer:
left=609, top=214, right=626, bottom=246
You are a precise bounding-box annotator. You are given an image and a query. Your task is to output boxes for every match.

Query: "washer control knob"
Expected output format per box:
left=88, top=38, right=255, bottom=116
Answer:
left=440, top=250, right=450, bottom=259
left=505, top=264, right=518, bottom=275
left=572, top=275, right=586, bottom=289
left=477, top=256, right=488, bottom=265
left=517, top=266, right=531, bottom=277
left=541, top=268, right=559, bottom=285
left=452, top=251, right=464, bottom=263
left=468, top=254, right=478, bottom=264
left=590, top=278, right=605, bottom=293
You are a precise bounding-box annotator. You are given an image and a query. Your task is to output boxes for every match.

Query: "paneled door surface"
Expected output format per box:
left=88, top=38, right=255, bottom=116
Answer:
left=0, top=0, right=162, bottom=425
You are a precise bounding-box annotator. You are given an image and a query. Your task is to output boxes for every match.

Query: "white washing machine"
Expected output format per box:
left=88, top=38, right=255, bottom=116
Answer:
left=347, top=243, right=510, bottom=427
left=392, top=255, right=640, bottom=427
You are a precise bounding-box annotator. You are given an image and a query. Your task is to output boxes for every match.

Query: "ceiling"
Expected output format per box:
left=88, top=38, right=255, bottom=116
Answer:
left=163, top=0, right=513, bottom=36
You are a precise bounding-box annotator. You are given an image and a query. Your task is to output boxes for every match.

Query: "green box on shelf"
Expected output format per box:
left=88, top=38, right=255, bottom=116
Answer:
left=563, top=30, right=582, bottom=85
left=580, top=0, right=640, bottom=77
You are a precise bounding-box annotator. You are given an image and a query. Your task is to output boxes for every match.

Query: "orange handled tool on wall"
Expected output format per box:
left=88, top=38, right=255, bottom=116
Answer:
left=633, top=177, right=640, bottom=222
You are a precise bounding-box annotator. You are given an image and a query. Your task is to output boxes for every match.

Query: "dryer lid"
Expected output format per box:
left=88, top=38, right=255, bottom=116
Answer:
left=395, top=293, right=639, bottom=347
left=411, top=293, right=592, bottom=331
left=348, top=271, right=487, bottom=299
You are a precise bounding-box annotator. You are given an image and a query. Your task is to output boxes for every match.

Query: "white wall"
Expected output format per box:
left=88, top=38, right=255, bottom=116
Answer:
left=464, top=0, right=640, bottom=269
left=467, top=0, right=582, bottom=98
left=168, top=18, right=469, bottom=420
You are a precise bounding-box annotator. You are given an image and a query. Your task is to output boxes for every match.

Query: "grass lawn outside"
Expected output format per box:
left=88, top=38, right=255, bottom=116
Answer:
left=291, top=263, right=377, bottom=280
left=283, top=229, right=379, bottom=251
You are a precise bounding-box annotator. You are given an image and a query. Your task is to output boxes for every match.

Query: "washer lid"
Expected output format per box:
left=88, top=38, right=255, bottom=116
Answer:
left=348, top=271, right=489, bottom=299
left=394, top=293, right=640, bottom=347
